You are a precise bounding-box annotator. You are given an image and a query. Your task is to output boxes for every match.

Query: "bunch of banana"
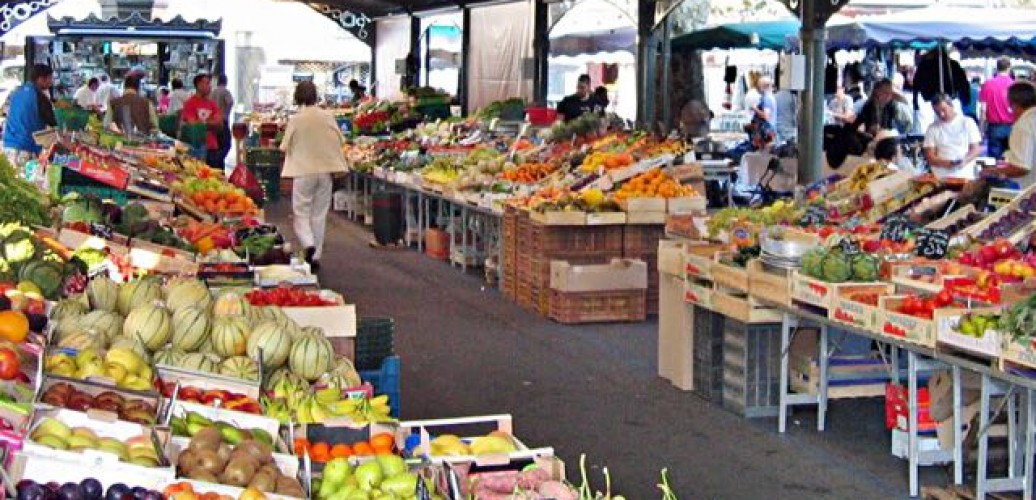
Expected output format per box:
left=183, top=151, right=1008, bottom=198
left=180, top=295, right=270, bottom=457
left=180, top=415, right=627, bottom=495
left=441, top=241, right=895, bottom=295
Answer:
left=263, top=392, right=394, bottom=425
left=324, top=395, right=393, bottom=425
left=845, top=161, right=887, bottom=193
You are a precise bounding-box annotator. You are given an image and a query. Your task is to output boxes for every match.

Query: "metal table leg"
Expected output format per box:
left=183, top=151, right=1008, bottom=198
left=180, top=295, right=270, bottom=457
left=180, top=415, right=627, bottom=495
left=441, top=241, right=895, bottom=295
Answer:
left=778, top=314, right=827, bottom=433
left=1025, top=389, right=1035, bottom=500
left=952, top=365, right=963, bottom=485
left=906, top=352, right=957, bottom=497
left=461, top=206, right=469, bottom=272
left=976, top=374, right=1026, bottom=498
left=818, top=324, right=829, bottom=432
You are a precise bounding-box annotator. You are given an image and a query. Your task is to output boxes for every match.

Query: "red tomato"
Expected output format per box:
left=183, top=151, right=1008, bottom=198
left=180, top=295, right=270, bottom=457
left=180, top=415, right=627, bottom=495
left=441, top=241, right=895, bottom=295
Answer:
left=0, top=348, right=21, bottom=380
left=935, top=290, right=953, bottom=308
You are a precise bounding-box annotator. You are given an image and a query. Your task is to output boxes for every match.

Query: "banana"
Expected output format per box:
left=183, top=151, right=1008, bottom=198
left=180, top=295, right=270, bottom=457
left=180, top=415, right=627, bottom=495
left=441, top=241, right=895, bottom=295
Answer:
left=310, top=401, right=331, bottom=423
left=295, top=397, right=314, bottom=424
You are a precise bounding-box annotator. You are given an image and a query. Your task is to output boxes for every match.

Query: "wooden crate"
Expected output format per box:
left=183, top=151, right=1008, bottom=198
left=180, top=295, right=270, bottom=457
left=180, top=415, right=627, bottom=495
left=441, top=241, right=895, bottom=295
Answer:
left=530, top=210, right=587, bottom=226
left=877, top=297, right=977, bottom=349
left=829, top=292, right=884, bottom=333
left=667, top=196, right=707, bottom=214
left=747, top=260, right=790, bottom=306
left=625, top=211, right=667, bottom=224
left=585, top=212, right=627, bottom=225
left=790, top=271, right=893, bottom=311
left=684, top=280, right=714, bottom=309
left=710, top=286, right=782, bottom=324
left=711, top=253, right=749, bottom=292
left=684, top=242, right=726, bottom=280
left=1001, top=337, right=1036, bottom=371
left=548, top=289, right=646, bottom=324
left=620, top=197, right=666, bottom=212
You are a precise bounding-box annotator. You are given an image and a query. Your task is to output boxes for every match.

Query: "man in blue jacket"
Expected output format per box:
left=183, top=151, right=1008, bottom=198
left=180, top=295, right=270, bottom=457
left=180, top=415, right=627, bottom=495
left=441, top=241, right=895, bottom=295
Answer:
left=3, top=64, right=56, bottom=166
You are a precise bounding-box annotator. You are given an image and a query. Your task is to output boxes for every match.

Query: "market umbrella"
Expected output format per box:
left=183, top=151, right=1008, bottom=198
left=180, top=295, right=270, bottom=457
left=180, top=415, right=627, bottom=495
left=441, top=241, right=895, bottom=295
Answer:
left=821, top=6, right=1036, bottom=51
left=671, top=19, right=800, bottom=52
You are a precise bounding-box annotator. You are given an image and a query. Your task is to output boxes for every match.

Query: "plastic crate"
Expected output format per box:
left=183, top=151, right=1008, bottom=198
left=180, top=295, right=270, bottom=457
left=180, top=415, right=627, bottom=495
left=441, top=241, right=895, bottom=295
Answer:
left=548, top=289, right=646, bottom=324
left=721, top=319, right=782, bottom=418
left=180, top=122, right=208, bottom=148
left=527, top=107, right=558, bottom=126
left=355, top=317, right=394, bottom=371
left=252, top=164, right=282, bottom=204
left=359, top=355, right=400, bottom=417
left=245, top=148, right=284, bottom=166
left=692, top=306, right=725, bottom=403
left=158, top=113, right=179, bottom=137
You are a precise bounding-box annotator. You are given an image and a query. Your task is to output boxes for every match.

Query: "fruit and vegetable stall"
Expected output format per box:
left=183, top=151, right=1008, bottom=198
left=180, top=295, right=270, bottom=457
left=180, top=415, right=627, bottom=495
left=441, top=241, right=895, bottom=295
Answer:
left=336, top=108, right=705, bottom=321
left=0, top=126, right=640, bottom=500
left=655, top=164, right=1036, bottom=497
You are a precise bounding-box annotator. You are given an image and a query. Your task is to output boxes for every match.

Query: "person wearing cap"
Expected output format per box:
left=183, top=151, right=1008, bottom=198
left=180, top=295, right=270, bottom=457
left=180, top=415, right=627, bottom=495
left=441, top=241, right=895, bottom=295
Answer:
left=924, top=93, right=982, bottom=180
left=983, top=81, right=1036, bottom=189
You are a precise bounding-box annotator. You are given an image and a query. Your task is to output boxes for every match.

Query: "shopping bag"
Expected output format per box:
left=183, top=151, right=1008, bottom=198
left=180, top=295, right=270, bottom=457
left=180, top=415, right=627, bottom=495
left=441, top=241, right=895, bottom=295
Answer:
left=229, top=162, right=265, bottom=204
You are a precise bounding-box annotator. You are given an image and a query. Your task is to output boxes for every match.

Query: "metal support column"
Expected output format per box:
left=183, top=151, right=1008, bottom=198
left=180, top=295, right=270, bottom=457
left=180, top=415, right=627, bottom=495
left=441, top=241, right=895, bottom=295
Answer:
left=532, top=0, right=549, bottom=104
left=459, top=7, right=471, bottom=116
left=636, top=0, right=657, bottom=126
left=660, top=15, right=672, bottom=131
left=905, top=352, right=957, bottom=497
left=797, top=24, right=826, bottom=185
left=976, top=374, right=1031, bottom=498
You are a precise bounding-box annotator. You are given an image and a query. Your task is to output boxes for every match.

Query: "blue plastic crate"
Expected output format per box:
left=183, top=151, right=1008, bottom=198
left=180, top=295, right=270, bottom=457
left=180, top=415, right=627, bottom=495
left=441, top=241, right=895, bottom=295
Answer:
left=360, top=355, right=400, bottom=418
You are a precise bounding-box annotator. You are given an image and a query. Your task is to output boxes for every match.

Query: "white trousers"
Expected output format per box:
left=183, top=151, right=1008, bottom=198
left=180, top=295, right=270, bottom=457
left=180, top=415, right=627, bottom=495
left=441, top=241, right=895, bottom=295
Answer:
left=291, top=173, right=333, bottom=260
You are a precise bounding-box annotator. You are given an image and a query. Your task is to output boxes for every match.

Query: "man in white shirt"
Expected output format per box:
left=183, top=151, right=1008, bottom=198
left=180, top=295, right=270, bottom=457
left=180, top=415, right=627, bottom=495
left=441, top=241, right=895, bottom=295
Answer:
left=984, top=81, right=1036, bottom=189
left=167, top=78, right=191, bottom=115
left=924, top=94, right=982, bottom=180
left=94, top=75, right=119, bottom=111
left=73, top=78, right=99, bottom=111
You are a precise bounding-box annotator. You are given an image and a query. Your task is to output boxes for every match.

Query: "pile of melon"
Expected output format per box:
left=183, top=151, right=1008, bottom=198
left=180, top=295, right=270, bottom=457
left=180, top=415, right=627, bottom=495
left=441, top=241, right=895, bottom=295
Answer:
left=50, top=277, right=361, bottom=388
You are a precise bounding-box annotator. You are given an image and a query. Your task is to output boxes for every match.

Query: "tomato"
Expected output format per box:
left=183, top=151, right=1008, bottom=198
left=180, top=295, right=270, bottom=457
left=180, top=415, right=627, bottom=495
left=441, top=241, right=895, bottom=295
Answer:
left=934, top=290, right=953, bottom=308
left=0, top=348, right=21, bottom=380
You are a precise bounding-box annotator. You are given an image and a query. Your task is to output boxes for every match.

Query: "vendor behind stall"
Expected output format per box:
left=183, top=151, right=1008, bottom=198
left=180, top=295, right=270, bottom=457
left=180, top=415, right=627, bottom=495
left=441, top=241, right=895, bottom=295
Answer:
left=2, top=64, right=55, bottom=166
left=557, top=74, right=601, bottom=122
left=853, top=79, right=913, bottom=136
left=983, top=81, right=1036, bottom=189
left=103, top=75, right=158, bottom=135
left=924, top=93, right=981, bottom=180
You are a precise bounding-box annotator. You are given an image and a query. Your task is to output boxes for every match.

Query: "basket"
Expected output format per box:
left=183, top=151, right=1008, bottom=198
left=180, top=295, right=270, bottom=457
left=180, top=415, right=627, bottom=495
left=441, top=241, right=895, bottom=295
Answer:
left=527, top=107, right=558, bottom=126
left=55, top=107, right=90, bottom=131
left=355, top=317, right=394, bottom=371
left=179, top=122, right=208, bottom=148
left=158, top=113, right=179, bottom=138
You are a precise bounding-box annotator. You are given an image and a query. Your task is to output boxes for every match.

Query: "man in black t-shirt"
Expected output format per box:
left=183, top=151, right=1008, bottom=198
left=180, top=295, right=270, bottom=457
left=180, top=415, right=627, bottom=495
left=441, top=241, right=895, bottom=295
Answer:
left=557, top=74, right=601, bottom=122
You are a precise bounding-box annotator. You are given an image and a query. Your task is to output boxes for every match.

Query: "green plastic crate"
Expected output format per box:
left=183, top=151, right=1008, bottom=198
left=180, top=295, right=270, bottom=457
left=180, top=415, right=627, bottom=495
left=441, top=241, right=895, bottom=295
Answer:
left=55, top=107, right=90, bottom=131
left=180, top=122, right=208, bottom=148
left=252, top=164, right=282, bottom=204
left=158, top=113, right=179, bottom=138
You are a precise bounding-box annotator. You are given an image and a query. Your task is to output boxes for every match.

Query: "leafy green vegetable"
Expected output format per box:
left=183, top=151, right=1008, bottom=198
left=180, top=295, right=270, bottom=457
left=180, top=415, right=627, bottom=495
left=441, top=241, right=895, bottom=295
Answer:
left=0, top=156, right=50, bottom=226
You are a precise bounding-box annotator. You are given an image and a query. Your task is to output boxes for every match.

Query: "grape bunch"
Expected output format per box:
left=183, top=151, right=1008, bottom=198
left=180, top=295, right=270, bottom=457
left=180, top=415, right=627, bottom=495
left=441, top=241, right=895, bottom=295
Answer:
left=61, top=273, right=88, bottom=296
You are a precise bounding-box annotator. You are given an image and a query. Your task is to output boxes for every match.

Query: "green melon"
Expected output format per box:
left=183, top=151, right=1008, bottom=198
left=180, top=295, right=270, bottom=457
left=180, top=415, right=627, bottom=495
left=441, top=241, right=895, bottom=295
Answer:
left=122, top=304, right=171, bottom=351
left=51, top=298, right=88, bottom=322
left=264, top=367, right=309, bottom=391
left=58, top=328, right=104, bottom=352
left=165, top=279, right=212, bottom=313
left=289, top=335, right=333, bottom=381
left=78, top=310, right=123, bottom=345
left=246, top=321, right=292, bottom=369
left=212, top=291, right=250, bottom=318
left=300, top=326, right=325, bottom=339
left=179, top=352, right=217, bottom=373
left=211, top=316, right=250, bottom=357
left=171, top=306, right=211, bottom=352
left=86, top=277, right=119, bottom=312
left=330, top=356, right=361, bottom=387
left=153, top=347, right=187, bottom=367
left=117, top=280, right=163, bottom=316
left=220, top=356, right=260, bottom=381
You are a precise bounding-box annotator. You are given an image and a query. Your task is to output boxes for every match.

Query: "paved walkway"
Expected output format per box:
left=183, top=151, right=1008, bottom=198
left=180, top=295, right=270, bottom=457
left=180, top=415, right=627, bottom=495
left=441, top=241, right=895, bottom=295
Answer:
left=272, top=204, right=943, bottom=499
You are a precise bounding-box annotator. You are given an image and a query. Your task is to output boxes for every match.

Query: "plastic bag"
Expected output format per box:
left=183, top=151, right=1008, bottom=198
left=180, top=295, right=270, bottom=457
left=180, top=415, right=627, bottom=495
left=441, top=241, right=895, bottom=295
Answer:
left=229, top=163, right=265, bottom=203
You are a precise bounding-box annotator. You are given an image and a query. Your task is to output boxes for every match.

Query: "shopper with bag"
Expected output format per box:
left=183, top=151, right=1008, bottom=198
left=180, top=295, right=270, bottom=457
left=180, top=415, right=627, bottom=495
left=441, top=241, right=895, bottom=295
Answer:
left=280, top=81, right=349, bottom=273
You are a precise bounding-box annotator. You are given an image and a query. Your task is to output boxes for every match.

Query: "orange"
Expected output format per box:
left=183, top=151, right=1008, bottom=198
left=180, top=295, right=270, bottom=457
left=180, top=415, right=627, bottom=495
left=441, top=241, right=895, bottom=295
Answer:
left=330, top=443, right=353, bottom=458
left=293, top=437, right=310, bottom=456
left=370, top=432, right=395, bottom=452
left=309, top=442, right=330, bottom=462
left=0, top=310, right=29, bottom=343
left=352, top=442, right=374, bottom=455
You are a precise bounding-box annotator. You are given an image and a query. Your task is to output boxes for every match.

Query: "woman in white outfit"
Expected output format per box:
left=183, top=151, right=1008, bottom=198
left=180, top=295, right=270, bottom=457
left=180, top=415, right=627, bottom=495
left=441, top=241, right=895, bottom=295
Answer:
left=279, top=81, right=348, bottom=273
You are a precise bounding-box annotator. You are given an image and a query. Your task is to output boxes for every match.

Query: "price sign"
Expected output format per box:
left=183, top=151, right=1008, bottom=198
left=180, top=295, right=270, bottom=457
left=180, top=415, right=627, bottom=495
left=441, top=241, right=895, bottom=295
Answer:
left=799, top=206, right=827, bottom=227
left=915, top=228, right=951, bottom=259
left=89, top=223, right=114, bottom=240
left=880, top=214, right=914, bottom=243
left=838, top=237, right=861, bottom=256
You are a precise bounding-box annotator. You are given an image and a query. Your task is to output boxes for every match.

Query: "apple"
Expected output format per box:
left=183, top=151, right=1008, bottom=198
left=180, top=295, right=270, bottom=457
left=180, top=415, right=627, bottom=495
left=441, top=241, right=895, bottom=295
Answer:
left=200, top=390, right=230, bottom=405
left=179, top=387, right=202, bottom=402
left=0, top=348, right=21, bottom=381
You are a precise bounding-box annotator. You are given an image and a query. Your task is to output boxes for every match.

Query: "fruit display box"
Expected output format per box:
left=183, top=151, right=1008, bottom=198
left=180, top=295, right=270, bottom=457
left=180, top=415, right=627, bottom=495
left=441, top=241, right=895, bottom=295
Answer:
left=168, top=400, right=282, bottom=449
left=790, top=271, right=893, bottom=312
left=710, top=252, right=749, bottom=292
left=963, top=182, right=1036, bottom=242
left=747, top=260, right=791, bottom=307
left=683, top=280, right=713, bottom=309
left=43, top=348, right=160, bottom=397
left=937, top=324, right=1002, bottom=359
left=435, top=454, right=567, bottom=500
left=128, top=241, right=199, bottom=275
left=21, top=408, right=174, bottom=486
left=618, top=197, right=667, bottom=213
left=166, top=439, right=305, bottom=500
left=279, top=290, right=357, bottom=339
left=528, top=210, right=587, bottom=226
left=888, top=261, right=971, bottom=294
left=585, top=211, right=627, bottom=226
left=710, top=287, right=782, bottom=324
left=667, top=196, right=707, bottom=215
left=1000, top=336, right=1036, bottom=371
left=167, top=436, right=299, bottom=478
left=877, top=297, right=975, bottom=348
left=657, top=240, right=686, bottom=277
left=684, top=242, right=726, bottom=280
left=57, top=228, right=130, bottom=256
left=155, top=365, right=262, bottom=400
left=37, top=375, right=161, bottom=426
left=9, top=450, right=173, bottom=489
left=829, top=289, right=886, bottom=333
left=399, top=415, right=552, bottom=466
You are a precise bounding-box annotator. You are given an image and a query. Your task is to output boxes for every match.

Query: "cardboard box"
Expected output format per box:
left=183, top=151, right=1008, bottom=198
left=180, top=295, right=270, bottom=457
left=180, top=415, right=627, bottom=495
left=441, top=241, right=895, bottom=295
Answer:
left=549, top=259, right=647, bottom=293
left=928, top=371, right=981, bottom=423
left=891, top=428, right=944, bottom=460
left=280, top=290, right=357, bottom=339
left=658, top=274, right=693, bottom=390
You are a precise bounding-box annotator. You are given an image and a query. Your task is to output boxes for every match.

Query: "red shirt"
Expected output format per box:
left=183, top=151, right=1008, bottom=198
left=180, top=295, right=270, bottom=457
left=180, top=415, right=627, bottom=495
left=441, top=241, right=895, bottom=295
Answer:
left=182, top=94, right=220, bottom=149
left=980, top=74, right=1015, bottom=125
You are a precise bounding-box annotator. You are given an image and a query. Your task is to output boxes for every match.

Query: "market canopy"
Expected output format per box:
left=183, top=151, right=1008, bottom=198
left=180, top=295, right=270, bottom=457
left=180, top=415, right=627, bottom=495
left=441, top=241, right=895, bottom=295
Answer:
left=821, top=6, right=1036, bottom=52
left=671, top=19, right=800, bottom=51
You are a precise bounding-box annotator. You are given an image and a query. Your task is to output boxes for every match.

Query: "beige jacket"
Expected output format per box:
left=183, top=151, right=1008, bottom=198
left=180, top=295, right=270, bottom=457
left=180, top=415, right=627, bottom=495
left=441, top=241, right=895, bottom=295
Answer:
left=279, top=106, right=349, bottom=178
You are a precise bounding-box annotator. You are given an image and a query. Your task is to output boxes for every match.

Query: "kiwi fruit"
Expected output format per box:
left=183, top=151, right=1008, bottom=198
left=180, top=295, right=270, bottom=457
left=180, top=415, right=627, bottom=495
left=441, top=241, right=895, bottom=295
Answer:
left=176, top=448, right=200, bottom=475
left=222, top=457, right=256, bottom=486
left=187, top=468, right=220, bottom=483
left=236, top=439, right=272, bottom=464
left=216, top=443, right=232, bottom=465
left=194, top=448, right=225, bottom=474
left=190, top=427, right=224, bottom=451
left=276, top=476, right=305, bottom=497
left=248, top=472, right=276, bottom=492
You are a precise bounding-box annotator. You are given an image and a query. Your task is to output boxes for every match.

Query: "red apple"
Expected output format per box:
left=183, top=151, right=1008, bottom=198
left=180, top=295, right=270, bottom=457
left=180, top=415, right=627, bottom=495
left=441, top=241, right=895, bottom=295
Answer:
left=200, top=390, right=230, bottom=405
left=24, top=300, right=45, bottom=316
left=0, top=348, right=21, bottom=381
left=179, top=387, right=202, bottom=402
